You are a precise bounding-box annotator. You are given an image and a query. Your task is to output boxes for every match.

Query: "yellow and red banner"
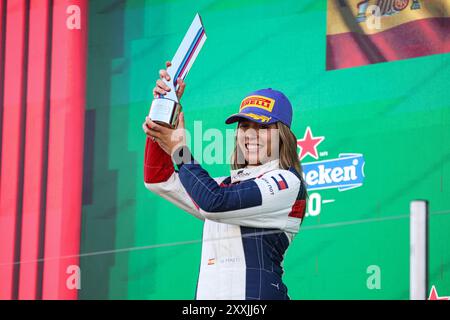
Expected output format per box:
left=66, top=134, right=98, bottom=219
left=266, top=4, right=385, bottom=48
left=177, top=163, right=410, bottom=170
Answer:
left=326, top=0, right=450, bottom=70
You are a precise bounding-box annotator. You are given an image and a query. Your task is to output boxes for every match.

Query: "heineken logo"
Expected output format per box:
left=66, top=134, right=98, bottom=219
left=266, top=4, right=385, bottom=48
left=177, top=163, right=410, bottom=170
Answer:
left=297, top=127, right=366, bottom=192
left=302, top=154, right=365, bottom=192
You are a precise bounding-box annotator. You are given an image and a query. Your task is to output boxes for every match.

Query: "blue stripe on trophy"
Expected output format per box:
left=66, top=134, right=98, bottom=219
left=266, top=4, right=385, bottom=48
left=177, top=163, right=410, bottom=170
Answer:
left=173, top=27, right=204, bottom=86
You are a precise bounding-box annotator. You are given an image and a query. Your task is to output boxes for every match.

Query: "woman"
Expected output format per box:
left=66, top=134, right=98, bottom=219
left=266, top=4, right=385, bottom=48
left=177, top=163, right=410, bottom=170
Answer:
left=143, top=61, right=308, bottom=300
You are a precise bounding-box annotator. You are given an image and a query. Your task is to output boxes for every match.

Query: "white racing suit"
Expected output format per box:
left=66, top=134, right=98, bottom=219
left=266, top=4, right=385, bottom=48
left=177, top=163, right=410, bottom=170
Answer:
left=144, top=138, right=306, bottom=300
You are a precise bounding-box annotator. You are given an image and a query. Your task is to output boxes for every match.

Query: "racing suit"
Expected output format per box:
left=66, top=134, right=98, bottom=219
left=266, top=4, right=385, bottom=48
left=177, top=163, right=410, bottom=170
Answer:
left=144, top=137, right=306, bottom=300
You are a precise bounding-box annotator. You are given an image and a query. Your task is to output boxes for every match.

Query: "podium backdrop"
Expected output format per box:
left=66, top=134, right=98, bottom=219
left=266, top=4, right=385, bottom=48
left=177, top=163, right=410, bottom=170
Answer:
left=0, top=0, right=449, bottom=299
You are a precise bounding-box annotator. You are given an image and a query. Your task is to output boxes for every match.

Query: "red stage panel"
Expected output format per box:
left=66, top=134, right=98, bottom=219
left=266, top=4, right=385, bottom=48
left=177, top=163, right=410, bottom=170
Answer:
left=0, top=0, right=28, bottom=300
left=0, top=0, right=5, bottom=154
left=41, top=0, right=88, bottom=300
left=18, top=0, right=52, bottom=300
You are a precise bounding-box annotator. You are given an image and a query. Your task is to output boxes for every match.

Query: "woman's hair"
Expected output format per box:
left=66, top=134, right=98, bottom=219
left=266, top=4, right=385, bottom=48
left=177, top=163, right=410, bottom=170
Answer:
left=231, top=121, right=308, bottom=200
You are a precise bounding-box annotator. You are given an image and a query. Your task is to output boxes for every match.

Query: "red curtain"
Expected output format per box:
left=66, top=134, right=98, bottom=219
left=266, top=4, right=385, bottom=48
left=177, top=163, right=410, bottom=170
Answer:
left=0, top=0, right=88, bottom=300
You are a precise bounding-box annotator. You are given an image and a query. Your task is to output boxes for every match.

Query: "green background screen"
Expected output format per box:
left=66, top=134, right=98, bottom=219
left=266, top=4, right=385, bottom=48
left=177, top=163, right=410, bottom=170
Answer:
left=80, top=0, right=450, bottom=299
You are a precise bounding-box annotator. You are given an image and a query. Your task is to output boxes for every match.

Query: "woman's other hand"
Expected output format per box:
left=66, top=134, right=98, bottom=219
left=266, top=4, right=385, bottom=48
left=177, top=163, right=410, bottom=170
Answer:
left=153, top=61, right=186, bottom=101
left=142, top=112, right=187, bottom=157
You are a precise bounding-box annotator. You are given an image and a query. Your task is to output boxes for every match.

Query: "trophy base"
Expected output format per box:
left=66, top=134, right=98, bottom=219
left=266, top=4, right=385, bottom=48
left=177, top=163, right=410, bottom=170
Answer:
left=149, top=98, right=182, bottom=128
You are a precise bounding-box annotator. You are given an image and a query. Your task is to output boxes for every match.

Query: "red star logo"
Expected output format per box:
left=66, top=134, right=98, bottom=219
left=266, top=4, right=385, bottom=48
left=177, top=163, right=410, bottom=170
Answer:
left=428, top=286, right=450, bottom=300
left=297, top=127, right=325, bottom=160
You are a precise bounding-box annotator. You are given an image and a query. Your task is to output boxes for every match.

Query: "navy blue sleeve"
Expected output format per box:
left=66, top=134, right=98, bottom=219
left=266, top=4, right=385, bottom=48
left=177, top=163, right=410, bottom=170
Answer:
left=173, top=146, right=262, bottom=212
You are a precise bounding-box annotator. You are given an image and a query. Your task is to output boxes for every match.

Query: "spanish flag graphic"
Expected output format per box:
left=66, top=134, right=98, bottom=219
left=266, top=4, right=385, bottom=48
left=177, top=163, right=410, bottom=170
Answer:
left=326, top=0, right=450, bottom=70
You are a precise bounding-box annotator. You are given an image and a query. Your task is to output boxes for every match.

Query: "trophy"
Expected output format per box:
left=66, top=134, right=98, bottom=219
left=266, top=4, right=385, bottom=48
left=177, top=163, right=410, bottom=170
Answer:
left=149, top=13, right=207, bottom=128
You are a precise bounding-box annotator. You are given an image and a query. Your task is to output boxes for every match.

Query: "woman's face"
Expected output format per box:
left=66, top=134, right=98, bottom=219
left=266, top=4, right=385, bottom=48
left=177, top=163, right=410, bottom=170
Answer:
left=237, top=120, right=278, bottom=166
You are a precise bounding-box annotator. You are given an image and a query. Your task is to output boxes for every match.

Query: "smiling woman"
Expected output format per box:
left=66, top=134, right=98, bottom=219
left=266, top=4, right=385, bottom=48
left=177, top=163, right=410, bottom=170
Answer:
left=235, top=121, right=277, bottom=167
left=142, top=63, right=308, bottom=300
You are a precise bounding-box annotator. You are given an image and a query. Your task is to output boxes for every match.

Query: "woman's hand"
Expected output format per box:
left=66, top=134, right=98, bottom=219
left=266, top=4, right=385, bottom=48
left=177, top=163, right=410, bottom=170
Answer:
left=153, top=61, right=186, bottom=101
left=142, top=112, right=187, bottom=157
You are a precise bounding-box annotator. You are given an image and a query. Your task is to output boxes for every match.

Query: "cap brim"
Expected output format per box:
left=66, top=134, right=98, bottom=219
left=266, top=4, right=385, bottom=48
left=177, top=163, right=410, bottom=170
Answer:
left=225, top=113, right=278, bottom=125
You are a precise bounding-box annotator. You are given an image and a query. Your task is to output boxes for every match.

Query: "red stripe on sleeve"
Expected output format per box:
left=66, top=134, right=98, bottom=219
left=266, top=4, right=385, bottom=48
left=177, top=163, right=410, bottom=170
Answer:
left=288, top=200, right=306, bottom=219
left=144, top=137, right=174, bottom=183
